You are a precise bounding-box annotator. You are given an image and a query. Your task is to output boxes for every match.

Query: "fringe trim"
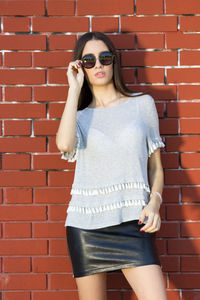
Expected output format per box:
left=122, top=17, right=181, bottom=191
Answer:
left=71, top=181, right=150, bottom=195
left=61, top=135, right=80, bottom=162
left=67, top=199, right=146, bottom=215
left=148, top=140, right=165, bottom=157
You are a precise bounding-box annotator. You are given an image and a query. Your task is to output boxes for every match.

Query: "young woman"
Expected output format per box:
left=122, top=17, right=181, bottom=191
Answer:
left=56, top=32, right=167, bottom=300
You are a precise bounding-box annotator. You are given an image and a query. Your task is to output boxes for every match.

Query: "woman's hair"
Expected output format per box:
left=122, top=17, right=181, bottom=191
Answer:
left=72, top=32, right=146, bottom=110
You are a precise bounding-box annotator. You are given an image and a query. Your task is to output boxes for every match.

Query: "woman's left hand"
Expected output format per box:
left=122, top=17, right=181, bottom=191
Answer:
left=138, top=198, right=161, bottom=233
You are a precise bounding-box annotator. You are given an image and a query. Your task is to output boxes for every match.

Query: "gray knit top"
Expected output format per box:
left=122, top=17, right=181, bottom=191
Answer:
left=61, top=93, right=165, bottom=229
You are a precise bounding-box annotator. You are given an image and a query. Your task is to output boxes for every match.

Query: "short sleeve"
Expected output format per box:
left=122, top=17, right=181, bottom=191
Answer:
left=143, top=95, right=165, bottom=157
left=60, top=120, right=83, bottom=162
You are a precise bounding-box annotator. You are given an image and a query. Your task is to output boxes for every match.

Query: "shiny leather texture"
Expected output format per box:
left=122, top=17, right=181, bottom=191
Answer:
left=66, top=220, right=160, bottom=278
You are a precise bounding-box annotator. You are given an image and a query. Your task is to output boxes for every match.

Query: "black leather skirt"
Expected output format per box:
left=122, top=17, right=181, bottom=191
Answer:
left=66, top=220, right=160, bottom=278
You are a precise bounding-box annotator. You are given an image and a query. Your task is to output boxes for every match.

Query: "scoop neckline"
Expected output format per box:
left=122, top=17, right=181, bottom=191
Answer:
left=85, top=97, right=132, bottom=111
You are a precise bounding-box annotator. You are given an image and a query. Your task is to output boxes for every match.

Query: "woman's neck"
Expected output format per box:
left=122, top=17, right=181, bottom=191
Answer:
left=90, top=83, right=122, bottom=108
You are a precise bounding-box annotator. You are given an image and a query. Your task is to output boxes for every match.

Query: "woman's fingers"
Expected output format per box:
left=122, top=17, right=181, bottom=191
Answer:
left=140, top=214, right=161, bottom=233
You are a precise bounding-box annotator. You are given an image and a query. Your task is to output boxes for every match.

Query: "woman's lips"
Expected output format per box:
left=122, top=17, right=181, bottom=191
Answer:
left=95, top=71, right=105, bottom=78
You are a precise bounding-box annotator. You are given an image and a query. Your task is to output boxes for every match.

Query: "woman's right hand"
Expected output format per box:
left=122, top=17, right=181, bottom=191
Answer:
left=66, top=60, right=84, bottom=91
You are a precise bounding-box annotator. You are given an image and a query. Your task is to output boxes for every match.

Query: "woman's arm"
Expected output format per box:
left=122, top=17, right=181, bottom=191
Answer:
left=138, top=148, right=164, bottom=233
left=56, top=60, right=84, bottom=153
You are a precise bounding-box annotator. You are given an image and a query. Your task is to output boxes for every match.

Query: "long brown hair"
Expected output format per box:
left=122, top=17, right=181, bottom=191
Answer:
left=73, top=32, right=146, bottom=110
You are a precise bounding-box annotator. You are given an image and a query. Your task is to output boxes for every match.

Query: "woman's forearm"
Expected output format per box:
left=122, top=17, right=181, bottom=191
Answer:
left=148, top=166, right=164, bottom=207
left=56, top=87, right=80, bottom=152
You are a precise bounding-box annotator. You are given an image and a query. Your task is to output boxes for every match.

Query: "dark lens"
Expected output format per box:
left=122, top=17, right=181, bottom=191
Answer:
left=82, top=54, right=96, bottom=69
left=99, top=51, right=113, bottom=66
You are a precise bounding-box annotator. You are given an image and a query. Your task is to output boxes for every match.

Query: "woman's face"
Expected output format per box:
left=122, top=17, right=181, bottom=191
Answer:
left=81, top=39, right=114, bottom=87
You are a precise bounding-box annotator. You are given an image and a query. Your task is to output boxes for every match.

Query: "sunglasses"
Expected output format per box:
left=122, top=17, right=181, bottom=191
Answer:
left=81, top=51, right=115, bottom=69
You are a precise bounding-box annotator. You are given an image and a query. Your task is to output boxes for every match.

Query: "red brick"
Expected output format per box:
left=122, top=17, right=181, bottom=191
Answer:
left=121, top=16, right=177, bottom=32
left=181, top=153, right=200, bottom=168
left=0, top=69, right=45, bottom=84
left=3, top=292, right=31, bottom=300
left=182, top=291, right=200, bottom=300
left=181, top=256, right=200, bottom=272
left=157, top=222, right=179, bottom=238
left=166, top=136, right=200, bottom=152
left=162, top=153, right=179, bottom=169
left=3, top=17, right=30, bottom=33
left=136, top=0, right=163, bottom=14
left=180, top=16, right=200, bottom=31
left=167, top=204, right=200, bottom=220
left=181, top=51, right=200, bottom=65
left=49, top=136, right=59, bottom=152
left=121, top=291, right=137, bottom=300
left=33, top=222, right=65, bottom=238
left=0, top=206, right=46, bottom=221
left=160, top=256, right=179, bottom=272
left=122, top=51, right=177, bottom=67
left=48, top=69, right=68, bottom=84
left=48, top=171, right=75, bottom=187
left=4, top=52, right=31, bottom=67
left=169, top=274, right=200, bottom=289
left=32, top=291, right=79, bottom=300
left=0, top=35, right=46, bottom=50
left=49, top=35, right=76, bottom=50
left=3, top=257, right=31, bottom=273
left=0, top=0, right=45, bottom=15
left=155, top=239, right=166, bottom=255
left=108, top=34, right=136, bottom=50
left=33, top=51, right=72, bottom=67
left=49, top=103, right=65, bottom=118
left=166, top=0, right=200, bottom=14
left=0, top=189, right=2, bottom=203
left=33, top=120, right=60, bottom=136
left=181, top=119, right=200, bottom=134
left=32, top=17, right=89, bottom=32
left=4, top=188, right=32, bottom=204
left=0, top=103, right=46, bottom=118
left=0, top=240, right=47, bottom=255
left=33, top=154, right=68, bottom=170
left=181, top=222, right=200, bottom=237
left=165, top=170, right=200, bottom=185
left=182, top=187, right=200, bottom=203
left=77, top=0, right=133, bottom=15
left=49, top=240, right=68, bottom=255
left=168, top=68, right=200, bottom=83
left=92, top=17, right=119, bottom=32
left=3, top=154, right=31, bottom=170
left=166, top=32, right=200, bottom=49
left=48, top=205, right=67, bottom=221
left=162, top=187, right=180, bottom=204
left=137, top=33, right=164, bottom=49
left=0, top=274, right=46, bottom=290
left=34, top=187, right=68, bottom=204
left=0, top=171, right=46, bottom=187
left=168, top=239, right=200, bottom=254
left=4, top=223, right=31, bottom=238
left=122, top=69, right=135, bottom=84
left=4, top=120, right=31, bottom=136
left=32, top=257, right=71, bottom=273
left=167, top=102, right=200, bottom=117
left=166, top=291, right=180, bottom=300
left=137, top=68, right=164, bottom=83
left=5, top=87, right=32, bottom=102
left=33, top=86, right=68, bottom=102
left=178, top=85, right=200, bottom=100
left=0, top=137, right=46, bottom=153
left=47, top=0, right=75, bottom=16
left=49, top=274, right=76, bottom=289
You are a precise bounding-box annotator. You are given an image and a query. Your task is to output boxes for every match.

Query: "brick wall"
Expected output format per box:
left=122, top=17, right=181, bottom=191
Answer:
left=0, top=0, right=200, bottom=299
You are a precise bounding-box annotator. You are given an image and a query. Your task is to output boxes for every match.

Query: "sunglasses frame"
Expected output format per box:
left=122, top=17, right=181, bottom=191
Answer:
left=81, top=51, right=115, bottom=69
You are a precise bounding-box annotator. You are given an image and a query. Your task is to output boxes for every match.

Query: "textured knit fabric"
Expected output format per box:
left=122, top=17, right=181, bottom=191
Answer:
left=61, top=93, right=165, bottom=229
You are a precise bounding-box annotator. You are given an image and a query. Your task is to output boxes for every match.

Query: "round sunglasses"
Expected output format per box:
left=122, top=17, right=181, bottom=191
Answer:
left=81, top=51, right=115, bottom=69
